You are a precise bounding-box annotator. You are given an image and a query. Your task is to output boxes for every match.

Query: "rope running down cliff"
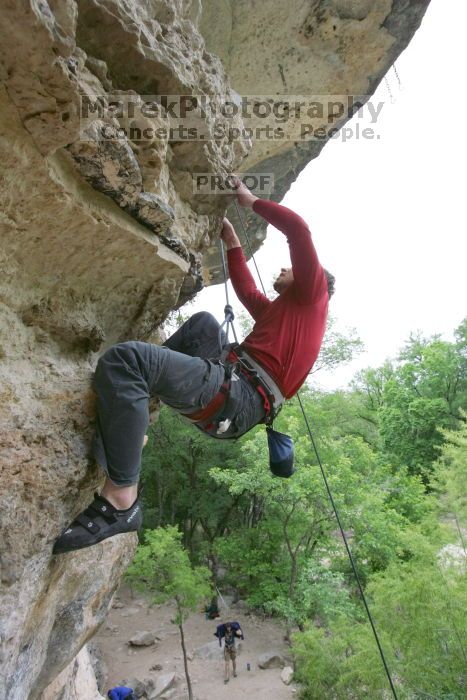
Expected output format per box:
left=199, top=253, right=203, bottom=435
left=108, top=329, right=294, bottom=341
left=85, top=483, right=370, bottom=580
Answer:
left=225, top=199, right=399, bottom=700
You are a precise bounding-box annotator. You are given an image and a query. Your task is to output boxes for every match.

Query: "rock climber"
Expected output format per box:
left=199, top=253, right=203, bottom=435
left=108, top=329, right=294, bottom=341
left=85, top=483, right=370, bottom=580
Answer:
left=53, top=178, right=334, bottom=554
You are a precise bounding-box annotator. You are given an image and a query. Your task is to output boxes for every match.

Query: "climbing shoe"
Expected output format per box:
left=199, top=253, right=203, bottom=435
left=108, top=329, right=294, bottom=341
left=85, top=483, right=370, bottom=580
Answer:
left=52, top=492, right=142, bottom=555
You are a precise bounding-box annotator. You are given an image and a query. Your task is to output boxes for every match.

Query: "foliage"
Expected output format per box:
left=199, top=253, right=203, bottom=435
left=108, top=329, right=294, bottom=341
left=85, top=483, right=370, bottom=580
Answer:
left=126, top=526, right=211, bottom=617
left=292, top=417, right=467, bottom=699
left=133, top=319, right=466, bottom=699
left=431, top=411, right=467, bottom=527
left=311, top=315, right=364, bottom=375
left=293, top=556, right=467, bottom=699
left=271, top=559, right=360, bottom=629
left=210, top=402, right=430, bottom=618
left=126, top=527, right=211, bottom=700
left=141, top=409, right=247, bottom=564
left=354, top=320, right=467, bottom=477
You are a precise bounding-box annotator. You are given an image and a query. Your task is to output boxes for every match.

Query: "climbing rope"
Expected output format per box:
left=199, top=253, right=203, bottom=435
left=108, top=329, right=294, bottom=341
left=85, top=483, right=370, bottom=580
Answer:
left=234, top=201, right=267, bottom=295
left=222, top=200, right=399, bottom=700
left=218, top=238, right=238, bottom=352
left=216, top=586, right=231, bottom=614
left=297, top=394, right=398, bottom=699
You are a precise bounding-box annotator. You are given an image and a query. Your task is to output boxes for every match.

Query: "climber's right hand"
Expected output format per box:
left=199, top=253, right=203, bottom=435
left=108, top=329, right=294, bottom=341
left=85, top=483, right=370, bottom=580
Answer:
left=220, top=217, right=241, bottom=250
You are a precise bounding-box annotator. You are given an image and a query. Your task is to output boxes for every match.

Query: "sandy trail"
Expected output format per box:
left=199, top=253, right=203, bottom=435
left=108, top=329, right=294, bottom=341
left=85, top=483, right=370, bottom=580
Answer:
left=95, top=585, right=298, bottom=699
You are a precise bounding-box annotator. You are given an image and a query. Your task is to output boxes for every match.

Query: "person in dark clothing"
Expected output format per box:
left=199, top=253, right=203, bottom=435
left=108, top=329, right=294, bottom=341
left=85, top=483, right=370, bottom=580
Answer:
left=205, top=597, right=220, bottom=619
left=222, top=622, right=243, bottom=683
left=53, top=179, right=332, bottom=555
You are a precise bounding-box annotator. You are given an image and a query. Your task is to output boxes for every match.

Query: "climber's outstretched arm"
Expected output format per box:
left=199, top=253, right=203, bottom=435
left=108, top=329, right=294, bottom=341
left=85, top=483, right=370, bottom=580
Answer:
left=234, top=177, right=327, bottom=304
left=221, top=218, right=270, bottom=320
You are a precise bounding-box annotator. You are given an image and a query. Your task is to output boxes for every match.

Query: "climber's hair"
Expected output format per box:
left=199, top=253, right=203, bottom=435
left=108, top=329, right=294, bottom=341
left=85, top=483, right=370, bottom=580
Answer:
left=324, top=269, right=335, bottom=298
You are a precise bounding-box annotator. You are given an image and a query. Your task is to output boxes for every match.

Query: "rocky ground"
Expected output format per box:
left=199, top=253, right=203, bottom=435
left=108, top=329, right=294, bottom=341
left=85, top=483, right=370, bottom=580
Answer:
left=94, top=585, right=299, bottom=699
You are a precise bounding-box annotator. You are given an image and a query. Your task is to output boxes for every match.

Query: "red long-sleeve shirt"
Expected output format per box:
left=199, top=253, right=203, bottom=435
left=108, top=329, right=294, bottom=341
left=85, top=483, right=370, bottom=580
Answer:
left=227, top=199, right=328, bottom=398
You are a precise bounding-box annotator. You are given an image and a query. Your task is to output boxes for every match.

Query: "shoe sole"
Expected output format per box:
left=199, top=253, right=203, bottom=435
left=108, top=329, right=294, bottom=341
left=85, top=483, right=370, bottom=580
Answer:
left=53, top=526, right=141, bottom=555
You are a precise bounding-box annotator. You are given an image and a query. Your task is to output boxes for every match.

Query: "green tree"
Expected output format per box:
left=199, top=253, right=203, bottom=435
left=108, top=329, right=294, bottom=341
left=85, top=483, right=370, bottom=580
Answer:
left=354, top=322, right=467, bottom=478
left=293, top=555, right=467, bottom=699
left=210, top=419, right=334, bottom=631
left=126, top=527, right=211, bottom=700
left=211, top=396, right=428, bottom=626
left=311, top=315, right=364, bottom=375
left=141, top=408, right=247, bottom=575
left=431, top=412, right=467, bottom=545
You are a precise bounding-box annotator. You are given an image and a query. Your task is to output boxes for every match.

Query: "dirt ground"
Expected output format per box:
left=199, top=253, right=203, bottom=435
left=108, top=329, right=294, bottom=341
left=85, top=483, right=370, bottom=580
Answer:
left=95, top=585, right=299, bottom=699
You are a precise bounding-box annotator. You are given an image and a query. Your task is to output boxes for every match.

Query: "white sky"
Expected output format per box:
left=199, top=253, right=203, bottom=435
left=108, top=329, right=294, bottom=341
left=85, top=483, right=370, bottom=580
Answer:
left=186, top=0, right=466, bottom=391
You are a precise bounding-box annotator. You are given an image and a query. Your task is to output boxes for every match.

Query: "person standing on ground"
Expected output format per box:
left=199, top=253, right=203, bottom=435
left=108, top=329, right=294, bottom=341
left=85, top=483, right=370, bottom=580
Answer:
left=223, top=621, right=242, bottom=684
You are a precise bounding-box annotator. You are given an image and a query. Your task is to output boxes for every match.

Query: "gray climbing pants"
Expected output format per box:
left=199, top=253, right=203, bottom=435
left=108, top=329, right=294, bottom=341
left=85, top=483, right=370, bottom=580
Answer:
left=92, top=312, right=266, bottom=486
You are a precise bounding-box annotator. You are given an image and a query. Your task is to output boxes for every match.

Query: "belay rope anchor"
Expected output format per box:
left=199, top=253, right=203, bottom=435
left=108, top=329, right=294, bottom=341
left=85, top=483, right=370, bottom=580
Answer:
left=217, top=199, right=399, bottom=700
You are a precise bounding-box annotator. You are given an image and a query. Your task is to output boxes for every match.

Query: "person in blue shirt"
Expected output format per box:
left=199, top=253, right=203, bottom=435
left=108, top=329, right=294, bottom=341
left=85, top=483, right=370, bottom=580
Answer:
left=107, top=687, right=134, bottom=700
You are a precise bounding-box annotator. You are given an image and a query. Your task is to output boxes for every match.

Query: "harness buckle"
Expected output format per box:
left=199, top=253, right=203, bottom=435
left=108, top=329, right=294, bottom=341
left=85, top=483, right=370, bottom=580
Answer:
left=233, top=349, right=284, bottom=425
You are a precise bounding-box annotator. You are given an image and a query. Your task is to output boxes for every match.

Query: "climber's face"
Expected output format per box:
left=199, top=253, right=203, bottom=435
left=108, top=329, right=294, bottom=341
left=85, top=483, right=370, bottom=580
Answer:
left=273, top=267, right=294, bottom=294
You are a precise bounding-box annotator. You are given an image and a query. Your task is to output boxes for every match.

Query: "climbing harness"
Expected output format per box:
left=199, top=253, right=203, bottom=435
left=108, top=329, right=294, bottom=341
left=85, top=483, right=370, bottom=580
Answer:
left=222, top=199, right=399, bottom=700
left=228, top=343, right=284, bottom=425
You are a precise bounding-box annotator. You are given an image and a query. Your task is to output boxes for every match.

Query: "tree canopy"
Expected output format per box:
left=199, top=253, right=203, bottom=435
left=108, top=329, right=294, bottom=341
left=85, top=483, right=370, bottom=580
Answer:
left=134, top=318, right=466, bottom=699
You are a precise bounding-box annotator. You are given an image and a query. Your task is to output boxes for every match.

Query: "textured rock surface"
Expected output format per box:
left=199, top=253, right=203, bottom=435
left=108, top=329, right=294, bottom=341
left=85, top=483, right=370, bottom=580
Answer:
left=281, top=666, right=294, bottom=685
left=0, top=1, right=430, bottom=699
left=258, top=651, right=286, bottom=669
left=192, top=639, right=223, bottom=660
left=149, top=672, right=176, bottom=699
left=128, top=631, right=159, bottom=647
left=40, top=645, right=104, bottom=700
left=198, top=0, right=432, bottom=275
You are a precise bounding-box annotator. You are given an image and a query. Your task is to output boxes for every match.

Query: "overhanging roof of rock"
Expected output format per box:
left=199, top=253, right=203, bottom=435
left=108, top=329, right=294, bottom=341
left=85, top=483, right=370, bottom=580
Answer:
left=200, top=0, right=431, bottom=278
left=0, top=0, right=431, bottom=333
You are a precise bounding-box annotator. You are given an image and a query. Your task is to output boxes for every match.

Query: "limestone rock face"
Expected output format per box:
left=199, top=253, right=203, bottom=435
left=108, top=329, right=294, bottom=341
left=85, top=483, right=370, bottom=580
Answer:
left=281, top=666, right=294, bottom=685
left=39, top=645, right=105, bottom=700
left=197, top=0, right=432, bottom=276
left=149, top=672, right=177, bottom=699
left=258, top=651, right=286, bottom=669
left=0, top=1, right=430, bottom=699
left=192, top=640, right=223, bottom=661
left=128, top=631, right=159, bottom=647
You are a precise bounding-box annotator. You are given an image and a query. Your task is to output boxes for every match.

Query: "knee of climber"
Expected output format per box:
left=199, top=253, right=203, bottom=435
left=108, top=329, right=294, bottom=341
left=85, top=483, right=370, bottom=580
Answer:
left=94, top=342, right=143, bottom=392
left=97, top=341, right=143, bottom=371
left=190, top=311, right=219, bottom=330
